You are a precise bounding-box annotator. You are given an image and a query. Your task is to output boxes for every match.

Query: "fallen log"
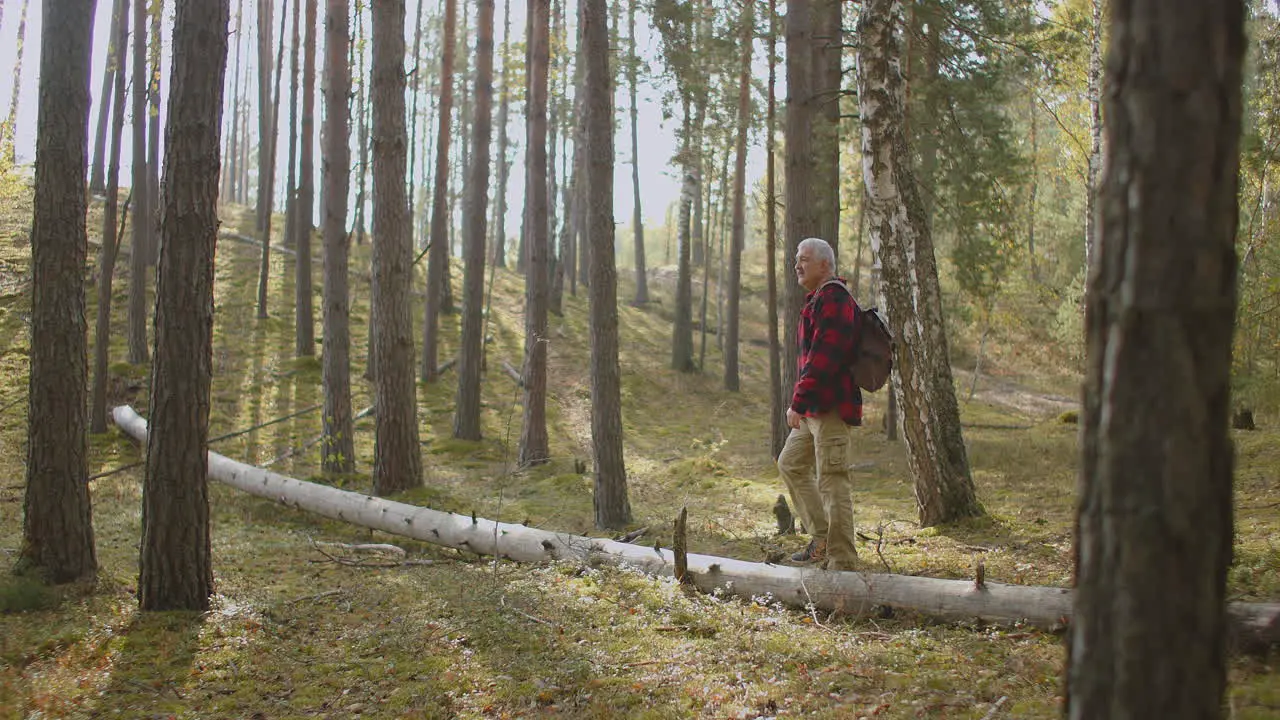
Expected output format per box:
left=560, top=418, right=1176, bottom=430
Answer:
left=112, top=405, right=1279, bottom=650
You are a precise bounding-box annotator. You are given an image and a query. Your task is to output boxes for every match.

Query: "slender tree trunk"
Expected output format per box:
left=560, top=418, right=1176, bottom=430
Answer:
left=406, top=0, right=426, bottom=247
left=1068, top=2, right=1244, bottom=716
left=146, top=0, right=162, bottom=267
left=856, top=0, right=982, bottom=527
left=724, top=0, right=752, bottom=392
left=1, top=0, right=29, bottom=165
left=766, top=0, right=784, bottom=459
left=491, top=0, right=512, bottom=268
left=453, top=0, right=493, bottom=441
left=370, top=0, right=423, bottom=496
left=518, top=0, right=550, bottom=467
left=321, top=0, right=354, bottom=474
left=254, top=0, right=276, bottom=319
left=139, top=0, right=230, bottom=611
left=671, top=112, right=696, bottom=373
left=91, top=0, right=131, bottom=435
left=89, top=0, right=123, bottom=194
left=127, top=0, right=150, bottom=364
left=1084, top=0, right=1102, bottom=272
left=354, top=0, right=369, bottom=244
left=812, top=0, right=840, bottom=250
left=627, top=0, right=647, bottom=306
left=19, top=0, right=97, bottom=585
left=282, top=0, right=300, bottom=250
left=295, top=0, right=317, bottom=356
left=421, top=0, right=457, bottom=383
left=583, top=0, right=630, bottom=530
left=224, top=0, right=243, bottom=201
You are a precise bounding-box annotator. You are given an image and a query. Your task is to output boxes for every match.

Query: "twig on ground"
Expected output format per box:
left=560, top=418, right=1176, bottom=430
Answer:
left=315, top=542, right=407, bottom=558
left=613, top=526, right=649, bottom=543
left=500, top=595, right=555, bottom=627
left=287, top=589, right=349, bottom=604
left=88, top=460, right=144, bottom=482
left=980, top=696, right=1009, bottom=719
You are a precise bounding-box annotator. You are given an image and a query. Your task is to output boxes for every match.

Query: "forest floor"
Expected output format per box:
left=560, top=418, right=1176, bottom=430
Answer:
left=1, top=188, right=1278, bottom=719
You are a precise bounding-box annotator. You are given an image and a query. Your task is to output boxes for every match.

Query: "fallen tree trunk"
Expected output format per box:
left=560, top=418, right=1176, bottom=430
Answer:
left=112, top=406, right=1279, bottom=651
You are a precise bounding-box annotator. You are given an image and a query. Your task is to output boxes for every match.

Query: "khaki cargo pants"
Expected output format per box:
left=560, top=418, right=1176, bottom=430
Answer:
left=777, top=412, right=857, bottom=571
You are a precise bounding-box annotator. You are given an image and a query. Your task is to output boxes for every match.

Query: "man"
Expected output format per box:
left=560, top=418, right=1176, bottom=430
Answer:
left=778, top=237, right=861, bottom=571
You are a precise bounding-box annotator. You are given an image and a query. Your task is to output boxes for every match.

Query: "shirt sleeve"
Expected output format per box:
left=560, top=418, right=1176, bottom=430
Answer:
left=791, top=286, right=859, bottom=415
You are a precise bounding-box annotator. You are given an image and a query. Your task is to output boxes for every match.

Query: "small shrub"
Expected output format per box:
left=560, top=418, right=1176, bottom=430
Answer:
left=0, top=575, right=59, bottom=613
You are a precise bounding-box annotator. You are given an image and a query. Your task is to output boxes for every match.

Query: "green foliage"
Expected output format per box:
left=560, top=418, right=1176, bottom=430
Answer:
left=0, top=576, right=59, bottom=614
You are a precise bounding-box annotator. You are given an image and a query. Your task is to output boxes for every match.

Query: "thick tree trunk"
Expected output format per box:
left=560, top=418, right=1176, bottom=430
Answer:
left=20, top=0, right=96, bottom=585
left=295, top=0, right=316, bottom=356
left=321, top=0, right=354, bottom=475
left=127, top=0, right=150, bottom=364
left=583, top=0, right=630, bottom=530
left=370, top=0, right=422, bottom=496
left=421, top=0, right=457, bottom=383
left=453, top=0, right=494, bottom=441
left=812, top=0, right=840, bottom=251
left=112, top=405, right=1280, bottom=651
left=724, top=0, right=752, bottom=393
left=782, top=0, right=813, bottom=408
left=90, top=0, right=131, bottom=435
left=1068, top=2, right=1245, bottom=717
left=518, top=0, right=551, bottom=468
left=138, top=0, right=229, bottom=611
left=856, top=0, right=982, bottom=527
left=89, top=0, right=123, bottom=194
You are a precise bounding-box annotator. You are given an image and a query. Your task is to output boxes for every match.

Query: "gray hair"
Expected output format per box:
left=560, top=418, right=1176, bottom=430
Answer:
left=797, top=237, right=836, bottom=272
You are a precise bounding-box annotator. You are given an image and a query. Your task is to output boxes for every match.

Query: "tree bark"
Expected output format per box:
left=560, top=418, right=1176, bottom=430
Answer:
left=421, top=0, right=457, bottom=383
left=518, top=0, right=551, bottom=468
left=782, top=0, right=813, bottom=408
left=90, top=0, right=131, bottom=435
left=491, top=0, right=513, bottom=269
left=583, top=0, right=630, bottom=530
left=145, top=0, right=162, bottom=267
left=353, top=1, right=369, bottom=244
left=453, top=0, right=494, bottom=442
left=254, top=0, right=277, bottom=320
left=724, top=0, right=753, bottom=393
left=89, top=0, right=123, bottom=194
left=1084, top=0, right=1102, bottom=273
left=766, top=0, right=784, bottom=460
left=406, top=0, right=426, bottom=247
left=320, top=0, right=354, bottom=475
left=111, top=405, right=1280, bottom=651
left=856, top=0, right=982, bottom=527
left=295, top=0, right=317, bottom=356
left=138, top=0, right=229, bottom=611
left=370, top=0, right=422, bottom=496
left=626, top=0, right=647, bottom=306
left=20, top=0, right=97, bottom=585
left=224, top=0, right=243, bottom=202
left=1068, top=2, right=1245, bottom=717
left=282, top=0, right=300, bottom=254
left=127, top=0, right=150, bottom=364
left=0, top=0, right=28, bottom=164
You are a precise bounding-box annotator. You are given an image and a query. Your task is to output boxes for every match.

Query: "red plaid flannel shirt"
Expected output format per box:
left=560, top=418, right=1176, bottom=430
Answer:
left=790, top=277, right=863, bottom=426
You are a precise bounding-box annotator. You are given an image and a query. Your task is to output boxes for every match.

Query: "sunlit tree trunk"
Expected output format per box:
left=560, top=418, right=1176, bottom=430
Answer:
left=320, top=0, right=354, bottom=474
left=139, top=0, right=230, bottom=611
left=671, top=119, right=696, bottom=373
left=89, top=0, right=123, bottom=195
left=856, top=0, right=982, bottom=527
left=724, top=0, right=753, bottom=393
left=518, top=0, right=550, bottom=468
left=0, top=0, right=29, bottom=165
left=90, top=0, right=130, bottom=435
left=421, top=0, right=457, bottom=383
left=253, top=0, right=283, bottom=320
left=453, top=0, right=494, bottom=441
left=127, top=0, right=150, bottom=364
left=295, top=0, right=317, bottom=356
left=1068, top=2, right=1244, bottom=716
left=20, top=0, right=96, bottom=585
left=370, top=0, right=422, bottom=495
left=353, top=0, right=369, bottom=244
left=583, top=0, right=630, bottom=530
left=1084, top=0, right=1103, bottom=272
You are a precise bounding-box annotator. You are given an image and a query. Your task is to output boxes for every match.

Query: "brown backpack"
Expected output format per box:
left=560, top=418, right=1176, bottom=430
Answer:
left=820, top=279, right=895, bottom=393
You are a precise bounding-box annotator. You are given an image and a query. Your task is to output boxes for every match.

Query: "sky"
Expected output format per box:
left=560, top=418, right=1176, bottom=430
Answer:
left=0, top=0, right=769, bottom=235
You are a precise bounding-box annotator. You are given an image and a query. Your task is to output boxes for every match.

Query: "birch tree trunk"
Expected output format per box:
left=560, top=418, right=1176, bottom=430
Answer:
left=321, top=0, right=354, bottom=475
left=20, top=0, right=96, bottom=585
left=1084, top=0, right=1103, bottom=273
left=453, top=0, right=494, bottom=442
left=856, top=0, right=982, bottom=528
left=518, top=0, right=551, bottom=468
left=1068, top=2, right=1245, bottom=716
left=139, top=0, right=230, bottom=611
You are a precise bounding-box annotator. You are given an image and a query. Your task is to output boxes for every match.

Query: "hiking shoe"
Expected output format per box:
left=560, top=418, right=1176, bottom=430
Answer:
left=790, top=538, right=827, bottom=563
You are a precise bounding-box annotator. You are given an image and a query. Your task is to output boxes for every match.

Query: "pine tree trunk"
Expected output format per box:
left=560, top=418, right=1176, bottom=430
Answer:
left=89, top=0, right=124, bottom=194
left=583, top=0, right=630, bottom=531
left=421, top=0, right=456, bottom=383
left=453, top=0, right=494, bottom=442
left=282, top=0, right=300, bottom=250
left=370, top=0, right=423, bottom=496
left=491, top=0, right=512, bottom=269
left=766, top=0, right=784, bottom=459
left=20, top=0, right=96, bottom=585
left=1, top=0, right=29, bottom=164
left=406, top=0, right=426, bottom=246
left=1068, top=2, right=1245, bottom=716
left=146, top=0, right=162, bottom=267
left=518, top=0, right=551, bottom=468
left=782, top=0, right=814, bottom=409
left=857, top=0, right=981, bottom=527
left=724, top=0, right=753, bottom=393
left=224, top=0, right=243, bottom=201
left=812, top=0, right=840, bottom=251
left=127, top=0, right=150, bottom=364
left=321, top=0, right=354, bottom=475
left=90, top=0, right=131, bottom=435
left=626, top=0, right=647, bottom=306
left=295, top=0, right=317, bottom=356
left=254, top=0, right=276, bottom=319
left=138, top=0, right=230, bottom=611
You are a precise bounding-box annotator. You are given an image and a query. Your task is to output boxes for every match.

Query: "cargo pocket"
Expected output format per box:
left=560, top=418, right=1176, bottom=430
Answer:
left=820, top=436, right=848, bottom=472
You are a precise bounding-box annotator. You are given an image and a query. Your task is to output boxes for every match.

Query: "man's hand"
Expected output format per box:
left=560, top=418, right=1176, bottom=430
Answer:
left=786, top=408, right=803, bottom=429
